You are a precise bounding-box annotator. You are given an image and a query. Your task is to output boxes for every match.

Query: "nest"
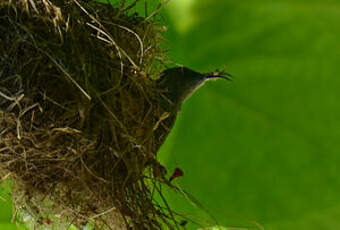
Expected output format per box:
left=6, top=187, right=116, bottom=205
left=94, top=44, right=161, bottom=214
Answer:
left=0, top=0, right=177, bottom=229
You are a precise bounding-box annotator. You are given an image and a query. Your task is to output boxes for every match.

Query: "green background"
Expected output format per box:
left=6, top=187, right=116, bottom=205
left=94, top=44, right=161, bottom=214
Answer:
left=2, top=0, right=340, bottom=229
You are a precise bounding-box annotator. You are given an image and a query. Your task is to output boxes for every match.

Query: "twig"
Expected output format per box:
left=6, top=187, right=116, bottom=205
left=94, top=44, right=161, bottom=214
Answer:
left=73, top=0, right=139, bottom=76
left=39, top=49, right=92, bottom=100
left=108, top=22, right=144, bottom=65
left=144, top=0, right=171, bottom=22
left=90, top=206, right=117, bottom=219
left=0, top=89, right=16, bottom=101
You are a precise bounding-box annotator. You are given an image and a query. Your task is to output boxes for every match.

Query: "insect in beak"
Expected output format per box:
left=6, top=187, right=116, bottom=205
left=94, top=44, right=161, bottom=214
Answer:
left=205, top=70, right=232, bottom=81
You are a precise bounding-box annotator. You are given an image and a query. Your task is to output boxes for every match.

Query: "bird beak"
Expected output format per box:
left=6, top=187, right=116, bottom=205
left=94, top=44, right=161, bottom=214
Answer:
left=205, top=71, right=232, bottom=81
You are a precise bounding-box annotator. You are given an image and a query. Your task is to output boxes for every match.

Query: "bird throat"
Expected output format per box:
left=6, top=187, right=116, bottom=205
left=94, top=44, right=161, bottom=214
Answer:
left=182, top=79, right=207, bottom=103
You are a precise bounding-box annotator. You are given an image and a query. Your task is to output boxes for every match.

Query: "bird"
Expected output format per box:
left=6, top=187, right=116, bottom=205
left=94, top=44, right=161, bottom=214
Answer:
left=150, top=66, right=231, bottom=179
left=154, top=67, right=231, bottom=154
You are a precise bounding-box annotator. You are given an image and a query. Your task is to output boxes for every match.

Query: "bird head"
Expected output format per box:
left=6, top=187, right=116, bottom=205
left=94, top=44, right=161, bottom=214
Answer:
left=157, top=67, right=231, bottom=110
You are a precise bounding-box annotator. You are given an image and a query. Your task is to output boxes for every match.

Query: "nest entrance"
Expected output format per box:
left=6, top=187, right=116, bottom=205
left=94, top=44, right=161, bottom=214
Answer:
left=0, top=0, right=176, bottom=229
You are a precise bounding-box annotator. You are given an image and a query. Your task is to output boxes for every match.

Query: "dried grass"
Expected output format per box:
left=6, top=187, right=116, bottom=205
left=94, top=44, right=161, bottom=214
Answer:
left=0, top=0, right=178, bottom=229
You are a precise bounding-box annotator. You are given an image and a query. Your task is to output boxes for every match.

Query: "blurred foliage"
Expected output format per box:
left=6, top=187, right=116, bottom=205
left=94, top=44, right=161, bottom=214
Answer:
left=1, top=0, right=340, bottom=229
left=159, top=0, right=340, bottom=229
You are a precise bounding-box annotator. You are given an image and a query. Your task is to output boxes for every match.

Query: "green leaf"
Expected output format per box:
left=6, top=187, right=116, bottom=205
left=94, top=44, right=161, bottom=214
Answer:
left=0, top=223, right=23, bottom=230
left=160, top=1, right=340, bottom=229
left=198, top=226, right=229, bottom=230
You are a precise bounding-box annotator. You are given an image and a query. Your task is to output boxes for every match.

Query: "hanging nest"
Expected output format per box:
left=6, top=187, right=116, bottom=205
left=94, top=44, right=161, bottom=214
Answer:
left=0, top=0, right=177, bottom=229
